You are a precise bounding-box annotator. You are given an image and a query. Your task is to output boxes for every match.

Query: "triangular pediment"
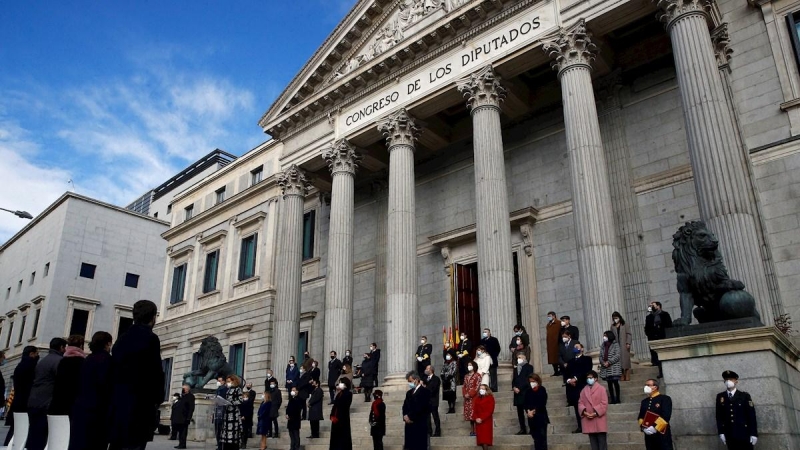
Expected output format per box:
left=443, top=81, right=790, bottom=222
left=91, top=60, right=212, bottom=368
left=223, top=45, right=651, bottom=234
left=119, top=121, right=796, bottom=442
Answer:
left=259, top=0, right=485, bottom=137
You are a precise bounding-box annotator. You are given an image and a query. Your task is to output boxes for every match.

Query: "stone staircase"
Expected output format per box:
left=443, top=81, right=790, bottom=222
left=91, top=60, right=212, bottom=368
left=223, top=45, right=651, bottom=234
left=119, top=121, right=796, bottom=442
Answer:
left=238, top=365, right=659, bottom=450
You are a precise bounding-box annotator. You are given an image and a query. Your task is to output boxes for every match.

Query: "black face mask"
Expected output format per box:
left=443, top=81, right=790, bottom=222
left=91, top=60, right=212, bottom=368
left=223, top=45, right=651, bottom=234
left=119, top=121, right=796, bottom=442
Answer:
left=330, top=356, right=335, bottom=360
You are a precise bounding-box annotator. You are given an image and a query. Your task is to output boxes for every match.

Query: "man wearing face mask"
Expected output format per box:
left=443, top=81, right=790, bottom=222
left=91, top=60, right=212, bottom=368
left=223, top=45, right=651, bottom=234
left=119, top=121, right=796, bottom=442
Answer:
left=512, top=353, right=534, bottom=435
left=545, top=312, right=561, bottom=377
left=285, top=357, right=300, bottom=390
left=457, top=333, right=472, bottom=383
left=213, top=376, right=228, bottom=450
left=638, top=378, right=673, bottom=449
left=559, top=330, right=581, bottom=385
left=267, top=380, right=282, bottom=438
left=342, top=350, right=353, bottom=368
left=402, top=371, right=431, bottom=450
left=423, top=365, right=441, bottom=437
left=307, top=378, right=324, bottom=439
left=296, top=363, right=312, bottom=420
left=480, top=329, right=501, bottom=393
left=566, top=343, right=592, bottom=433
left=369, top=343, right=381, bottom=387
left=415, top=336, right=432, bottom=376
left=240, top=381, right=256, bottom=448
left=644, top=301, right=672, bottom=379
left=560, top=315, right=580, bottom=342
left=716, top=370, right=757, bottom=450
left=328, top=351, right=343, bottom=404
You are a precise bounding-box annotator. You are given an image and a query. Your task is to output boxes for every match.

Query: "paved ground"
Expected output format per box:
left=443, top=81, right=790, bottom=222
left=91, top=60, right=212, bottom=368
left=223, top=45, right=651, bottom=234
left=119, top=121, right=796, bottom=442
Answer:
left=0, top=425, right=224, bottom=450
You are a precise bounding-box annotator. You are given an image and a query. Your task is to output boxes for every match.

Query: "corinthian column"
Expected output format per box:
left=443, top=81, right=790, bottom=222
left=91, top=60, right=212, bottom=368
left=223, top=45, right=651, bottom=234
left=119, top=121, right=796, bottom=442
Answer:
left=377, top=108, right=421, bottom=385
left=273, top=165, right=310, bottom=373
left=654, top=0, right=773, bottom=321
left=322, top=140, right=361, bottom=374
left=456, top=65, right=516, bottom=362
left=543, top=20, right=625, bottom=351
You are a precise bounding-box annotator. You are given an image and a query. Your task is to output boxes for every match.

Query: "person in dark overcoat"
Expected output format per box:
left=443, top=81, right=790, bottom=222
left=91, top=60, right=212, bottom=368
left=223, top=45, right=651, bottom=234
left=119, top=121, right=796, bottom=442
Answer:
left=423, top=365, right=441, bottom=437
left=169, top=393, right=182, bottom=440
left=51, top=334, right=87, bottom=415
left=524, top=373, right=550, bottom=450
left=644, top=301, right=672, bottom=379
left=328, top=351, right=343, bottom=404
left=285, top=357, right=299, bottom=390
left=310, top=360, right=321, bottom=384
left=176, top=384, right=195, bottom=449
left=716, top=370, right=758, bottom=449
left=403, top=372, right=431, bottom=450
left=559, top=330, right=580, bottom=384
left=441, top=346, right=458, bottom=414
left=286, top=386, right=302, bottom=450
left=3, top=345, right=39, bottom=446
left=369, top=343, right=381, bottom=387
left=565, top=342, right=592, bottom=433
left=27, top=337, right=66, bottom=450
left=512, top=353, right=534, bottom=435
left=358, top=352, right=376, bottom=402
left=369, top=390, right=385, bottom=450
left=240, top=381, right=256, bottom=448
left=69, top=332, right=112, bottom=450
left=296, top=366, right=312, bottom=420
left=307, top=378, right=324, bottom=438
left=108, top=300, right=164, bottom=450
left=329, top=377, right=353, bottom=450
left=342, top=351, right=353, bottom=369
left=267, top=381, right=282, bottom=438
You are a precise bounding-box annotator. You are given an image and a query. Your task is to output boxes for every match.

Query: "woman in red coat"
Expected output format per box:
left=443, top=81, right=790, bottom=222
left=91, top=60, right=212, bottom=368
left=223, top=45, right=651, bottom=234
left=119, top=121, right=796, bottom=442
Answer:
left=472, top=384, right=495, bottom=449
left=461, top=358, right=482, bottom=436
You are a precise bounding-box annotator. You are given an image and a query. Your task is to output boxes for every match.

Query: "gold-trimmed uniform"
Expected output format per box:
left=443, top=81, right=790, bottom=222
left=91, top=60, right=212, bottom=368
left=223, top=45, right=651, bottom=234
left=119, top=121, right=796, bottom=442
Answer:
left=638, top=392, right=673, bottom=450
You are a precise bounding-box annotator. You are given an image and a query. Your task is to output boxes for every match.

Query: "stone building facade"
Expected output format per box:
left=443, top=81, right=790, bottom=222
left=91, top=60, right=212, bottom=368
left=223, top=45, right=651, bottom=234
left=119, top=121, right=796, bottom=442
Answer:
left=156, top=0, right=800, bottom=394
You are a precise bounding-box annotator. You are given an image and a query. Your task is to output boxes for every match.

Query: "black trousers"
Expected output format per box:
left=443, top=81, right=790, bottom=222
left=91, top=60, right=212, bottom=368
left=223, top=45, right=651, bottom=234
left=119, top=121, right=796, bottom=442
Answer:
left=215, top=418, right=224, bottom=450
left=177, top=423, right=188, bottom=448
left=428, top=406, right=441, bottom=434
left=27, top=408, right=49, bottom=450
left=644, top=429, right=674, bottom=450
left=489, top=364, right=498, bottom=392
left=310, top=419, right=320, bottom=438
left=573, top=405, right=582, bottom=431
left=552, top=363, right=561, bottom=375
left=329, top=387, right=336, bottom=403
left=529, top=421, right=548, bottom=450
left=270, top=417, right=279, bottom=436
left=725, top=436, right=754, bottom=450
left=372, top=434, right=384, bottom=450
left=650, top=349, right=662, bottom=375
left=516, top=405, right=527, bottom=432
left=3, top=412, right=15, bottom=446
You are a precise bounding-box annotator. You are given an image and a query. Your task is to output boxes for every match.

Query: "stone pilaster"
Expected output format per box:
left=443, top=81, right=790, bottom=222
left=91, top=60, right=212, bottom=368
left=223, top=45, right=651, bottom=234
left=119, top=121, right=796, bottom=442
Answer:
left=321, top=140, right=361, bottom=373
left=377, top=108, right=421, bottom=384
left=273, top=165, right=310, bottom=372
left=456, top=65, right=517, bottom=362
left=655, top=0, right=773, bottom=321
left=543, top=20, right=626, bottom=351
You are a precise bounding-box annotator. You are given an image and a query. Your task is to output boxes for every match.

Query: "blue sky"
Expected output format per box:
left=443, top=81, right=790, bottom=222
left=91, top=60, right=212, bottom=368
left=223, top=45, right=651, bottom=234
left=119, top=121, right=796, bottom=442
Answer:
left=0, top=0, right=357, bottom=241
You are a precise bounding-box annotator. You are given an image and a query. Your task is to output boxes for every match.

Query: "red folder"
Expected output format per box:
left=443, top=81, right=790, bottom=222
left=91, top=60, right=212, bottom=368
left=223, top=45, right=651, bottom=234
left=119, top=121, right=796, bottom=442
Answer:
left=642, top=411, right=661, bottom=429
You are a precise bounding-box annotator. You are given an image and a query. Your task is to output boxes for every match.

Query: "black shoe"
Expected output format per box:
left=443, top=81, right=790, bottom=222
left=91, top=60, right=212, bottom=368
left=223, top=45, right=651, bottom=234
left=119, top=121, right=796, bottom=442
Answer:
left=433, top=431, right=441, bottom=437
left=516, top=430, right=526, bottom=435
left=174, top=446, right=187, bottom=449
left=572, top=428, right=582, bottom=433
left=306, top=436, right=315, bottom=439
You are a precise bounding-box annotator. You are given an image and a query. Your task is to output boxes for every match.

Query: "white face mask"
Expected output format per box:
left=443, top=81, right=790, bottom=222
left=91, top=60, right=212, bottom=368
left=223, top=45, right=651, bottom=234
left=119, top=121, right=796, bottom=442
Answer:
left=479, top=389, right=486, bottom=396
left=613, top=318, right=620, bottom=323
left=482, top=332, right=488, bottom=338
left=530, top=382, right=538, bottom=389
left=648, top=307, right=653, bottom=313
left=300, top=369, right=305, bottom=374
left=290, top=391, right=297, bottom=397
left=216, top=381, right=222, bottom=387
left=261, top=394, right=266, bottom=401
left=516, top=340, right=521, bottom=345
left=587, top=378, right=596, bottom=386
left=460, top=336, right=466, bottom=341
left=270, top=384, right=276, bottom=389
left=562, top=337, right=569, bottom=343
left=602, top=336, right=608, bottom=343
left=338, top=382, right=346, bottom=390
left=725, top=380, right=735, bottom=389
left=420, top=339, right=426, bottom=344
left=644, top=386, right=653, bottom=395
left=476, top=350, right=483, bottom=356
left=467, top=365, right=474, bottom=372
left=560, top=321, right=567, bottom=327
left=346, top=352, right=350, bottom=356
left=446, top=354, right=452, bottom=360
left=226, top=382, right=232, bottom=388
left=517, top=358, right=524, bottom=365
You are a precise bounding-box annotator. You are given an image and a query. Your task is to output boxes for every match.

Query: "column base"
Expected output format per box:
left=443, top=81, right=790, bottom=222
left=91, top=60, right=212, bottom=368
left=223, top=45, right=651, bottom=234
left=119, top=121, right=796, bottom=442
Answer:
left=381, top=372, right=412, bottom=392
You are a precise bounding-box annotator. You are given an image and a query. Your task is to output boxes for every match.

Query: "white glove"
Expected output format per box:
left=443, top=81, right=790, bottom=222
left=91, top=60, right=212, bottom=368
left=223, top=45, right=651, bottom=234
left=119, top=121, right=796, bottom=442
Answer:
left=750, top=436, right=758, bottom=445
left=719, top=434, right=726, bottom=444
left=417, top=357, right=423, bottom=362
left=643, top=426, right=656, bottom=435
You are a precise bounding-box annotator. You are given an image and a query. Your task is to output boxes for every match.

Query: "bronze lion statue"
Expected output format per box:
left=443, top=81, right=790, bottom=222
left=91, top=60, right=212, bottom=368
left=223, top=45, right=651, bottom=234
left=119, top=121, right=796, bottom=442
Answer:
left=182, top=336, right=233, bottom=389
left=671, top=221, right=761, bottom=325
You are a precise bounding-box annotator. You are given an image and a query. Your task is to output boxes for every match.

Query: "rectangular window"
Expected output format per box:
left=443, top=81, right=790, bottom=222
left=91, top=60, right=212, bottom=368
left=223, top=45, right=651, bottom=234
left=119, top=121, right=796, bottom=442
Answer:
left=30, top=272, right=35, bottom=285
left=229, top=343, right=246, bottom=377
left=44, top=262, right=50, bottom=277
left=167, top=204, right=172, bottom=214
left=184, top=205, right=194, bottom=222
left=4, top=321, right=13, bottom=349
left=298, top=331, right=308, bottom=362
left=125, top=273, right=140, bottom=288
left=32, top=309, right=41, bottom=338
left=170, top=264, right=187, bottom=304
left=153, top=212, right=158, bottom=219
left=251, top=166, right=263, bottom=185
left=162, top=358, right=173, bottom=402
left=216, top=187, right=226, bottom=204
left=191, top=352, right=201, bottom=372
left=70, top=309, right=89, bottom=336
left=5, top=288, right=9, bottom=299
left=238, top=234, right=258, bottom=281
left=203, top=250, right=220, bottom=293
left=79, top=263, right=96, bottom=279
left=17, top=280, right=22, bottom=292
left=17, top=315, right=26, bottom=344
left=787, top=12, right=800, bottom=69
left=118, top=316, right=133, bottom=339
left=302, top=210, right=315, bottom=260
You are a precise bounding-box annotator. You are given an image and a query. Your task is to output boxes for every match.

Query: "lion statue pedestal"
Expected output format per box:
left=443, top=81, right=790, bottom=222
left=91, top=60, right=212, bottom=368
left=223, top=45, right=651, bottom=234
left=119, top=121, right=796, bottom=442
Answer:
left=182, top=336, right=233, bottom=391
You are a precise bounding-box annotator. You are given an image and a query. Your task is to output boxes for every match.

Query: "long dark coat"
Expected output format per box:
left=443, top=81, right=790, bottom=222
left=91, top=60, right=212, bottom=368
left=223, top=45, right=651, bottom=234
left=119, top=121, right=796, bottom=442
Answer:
left=269, top=386, right=282, bottom=419
left=327, top=358, right=343, bottom=388
left=69, top=350, right=112, bottom=450
left=523, top=385, right=550, bottom=430
left=286, top=395, right=303, bottom=431
left=329, top=389, right=353, bottom=450
left=566, top=355, right=593, bottom=406
left=7, top=352, right=37, bottom=414
left=50, top=350, right=86, bottom=415
left=403, top=386, right=431, bottom=450
left=308, top=386, right=324, bottom=421
left=513, top=363, right=534, bottom=406
left=108, top=324, right=164, bottom=448
left=359, top=356, right=376, bottom=389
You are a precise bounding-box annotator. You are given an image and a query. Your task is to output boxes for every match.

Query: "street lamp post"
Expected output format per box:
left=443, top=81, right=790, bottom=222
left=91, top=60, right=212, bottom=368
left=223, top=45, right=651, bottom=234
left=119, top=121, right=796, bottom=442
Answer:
left=0, top=208, right=33, bottom=219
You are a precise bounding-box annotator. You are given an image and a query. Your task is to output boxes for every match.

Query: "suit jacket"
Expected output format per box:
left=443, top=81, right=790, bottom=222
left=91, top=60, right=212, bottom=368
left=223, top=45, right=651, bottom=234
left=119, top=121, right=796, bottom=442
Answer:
left=403, top=385, right=431, bottom=449
left=644, top=311, right=673, bottom=341
left=716, top=390, right=758, bottom=439
left=268, top=387, right=282, bottom=418
left=286, top=396, right=303, bottom=431
left=513, top=363, right=534, bottom=405
left=561, top=325, right=580, bottom=342
left=481, top=337, right=501, bottom=366
left=328, top=358, right=343, bottom=387
left=425, top=374, right=441, bottom=406
left=523, top=386, right=550, bottom=428
left=296, top=371, right=313, bottom=399
left=308, top=386, right=324, bottom=421
left=559, top=339, right=580, bottom=366
left=285, top=364, right=300, bottom=389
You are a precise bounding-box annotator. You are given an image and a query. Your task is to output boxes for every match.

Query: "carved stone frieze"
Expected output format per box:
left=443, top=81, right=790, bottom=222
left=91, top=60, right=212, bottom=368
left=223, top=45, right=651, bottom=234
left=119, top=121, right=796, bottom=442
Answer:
left=542, top=19, right=597, bottom=74
left=519, top=223, right=533, bottom=257
left=377, top=108, right=422, bottom=148
left=456, top=64, right=507, bottom=111
left=654, top=0, right=712, bottom=28
left=323, top=139, right=363, bottom=176
left=711, top=23, right=733, bottom=71
left=277, top=165, right=311, bottom=197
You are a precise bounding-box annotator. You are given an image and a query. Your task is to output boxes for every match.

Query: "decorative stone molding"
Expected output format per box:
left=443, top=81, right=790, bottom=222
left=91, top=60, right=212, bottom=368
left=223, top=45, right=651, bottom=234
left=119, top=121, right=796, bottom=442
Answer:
left=17, top=303, right=31, bottom=312
left=278, top=165, right=311, bottom=198
left=594, top=69, right=623, bottom=114
left=711, top=23, right=733, bottom=72
left=30, top=295, right=45, bottom=305
left=199, top=229, right=228, bottom=247
left=542, top=19, right=597, bottom=75
left=456, top=64, right=507, bottom=112
left=428, top=206, right=539, bottom=247
left=168, top=245, right=194, bottom=259
left=323, top=139, right=363, bottom=176
left=519, top=223, right=534, bottom=257
left=441, top=246, right=453, bottom=275
left=377, top=108, right=422, bottom=148
left=654, top=0, right=711, bottom=29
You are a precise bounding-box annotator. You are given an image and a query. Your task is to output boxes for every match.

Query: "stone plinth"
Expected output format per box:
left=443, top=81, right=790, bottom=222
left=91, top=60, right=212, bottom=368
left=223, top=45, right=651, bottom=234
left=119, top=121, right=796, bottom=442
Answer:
left=650, top=327, right=800, bottom=449
left=665, top=317, right=763, bottom=338
left=189, top=397, right=216, bottom=442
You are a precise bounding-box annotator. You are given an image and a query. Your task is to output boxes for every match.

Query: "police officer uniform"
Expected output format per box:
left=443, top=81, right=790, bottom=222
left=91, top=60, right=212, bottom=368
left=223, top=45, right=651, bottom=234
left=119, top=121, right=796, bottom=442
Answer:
left=716, top=370, right=758, bottom=450
left=638, top=389, right=673, bottom=450
left=415, top=339, right=432, bottom=376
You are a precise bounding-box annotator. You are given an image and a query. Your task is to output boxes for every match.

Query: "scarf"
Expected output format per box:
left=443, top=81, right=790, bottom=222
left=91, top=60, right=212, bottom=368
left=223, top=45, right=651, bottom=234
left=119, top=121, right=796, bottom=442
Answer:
left=602, top=342, right=610, bottom=361
left=64, top=345, right=86, bottom=358
left=371, top=397, right=383, bottom=418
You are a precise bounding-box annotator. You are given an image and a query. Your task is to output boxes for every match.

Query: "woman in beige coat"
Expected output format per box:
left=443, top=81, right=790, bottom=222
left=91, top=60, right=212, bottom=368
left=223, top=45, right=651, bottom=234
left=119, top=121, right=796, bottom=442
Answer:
left=610, top=311, right=633, bottom=381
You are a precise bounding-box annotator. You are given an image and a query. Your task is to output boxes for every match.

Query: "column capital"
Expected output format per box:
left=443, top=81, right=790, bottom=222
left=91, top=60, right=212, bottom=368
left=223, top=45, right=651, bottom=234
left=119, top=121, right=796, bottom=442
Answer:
left=542, top=19, right=597, bottom=75
left=323, top=139, right=362, bottom=176
left=456, top=65, right=507, bottom=112
left=654, top=0, right=711, bottom=29
left=277, top=164, right=311, bottom=198
left=377, top=108, right=422, bottom=149
left=711, top=23, right=733, bottom=71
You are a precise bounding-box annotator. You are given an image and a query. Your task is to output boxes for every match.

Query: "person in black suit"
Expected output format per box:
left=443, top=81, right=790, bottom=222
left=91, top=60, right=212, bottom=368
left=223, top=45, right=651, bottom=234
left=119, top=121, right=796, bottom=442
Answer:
left=369, top=343, right=381, bottom=387
left=240, top=381, right=256, bottom=448
left=644, top=301, right=673, bottom=378
left=307, top=378, right=324, bottom=439
left=716, top=370, right=758, bottom=450
left=3, top=346, right=39, bottom=446
left=415, top=337, right=432, bottom=376
left=512, top=353, right=534, bottom=435
left=329, top=377, right=353, bottom=450
left=565, top=343, right=592, bottom=433
left=524, top=373, right=549, bottom=450
left=560, top=315, right=580, bottom=342
left=285, top=386, right=303, bottom=450
left=369, top=389, right=386, bottom=450
left=423, top=365, right=441, bottom=437
left=357, top=352, right=376, bottom=402
left=108, top=300, right=164, bottom=450
left=296, top=365, right=313, bottom=420
left=328, top=351, right=343, bottom=404
left=456, top=333, right=472, bottom=383
left=559, top=330, right=580, bottom=384
left=176, top=384, right=195, bottom=449
left=403, top=372, right=431, bottom=450
left=480, top=329, right=501, bottom=392
left=309, top=360, right=321, bottom=384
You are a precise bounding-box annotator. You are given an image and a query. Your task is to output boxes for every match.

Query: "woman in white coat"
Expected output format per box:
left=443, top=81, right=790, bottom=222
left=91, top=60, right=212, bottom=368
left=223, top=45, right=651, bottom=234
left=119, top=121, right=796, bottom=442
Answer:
left=474, top=345, right=492, bottom=386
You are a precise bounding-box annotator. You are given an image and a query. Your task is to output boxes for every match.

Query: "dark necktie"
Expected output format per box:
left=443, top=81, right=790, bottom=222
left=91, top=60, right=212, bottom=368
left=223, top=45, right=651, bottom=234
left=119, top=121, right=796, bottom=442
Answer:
left=729, top=392, right=733, bottom=399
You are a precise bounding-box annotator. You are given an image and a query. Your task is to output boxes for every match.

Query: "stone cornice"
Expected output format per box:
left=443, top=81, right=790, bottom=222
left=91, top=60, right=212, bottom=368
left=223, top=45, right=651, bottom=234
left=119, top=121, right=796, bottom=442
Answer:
left=456, top=64, right=507, bottom=112
left=67, top=295, right=101, bottom=307
left=278, top=165, right=312, bottom=198
left=542, top=19, right=597, bottom=76
left=323, top=139, right=363, bottom=176
left=377, top=108, right=422, bottom=148
left=198, top=229, right=228, bottom=247
left=232, top=211, right=267, bottom=231
left=654, top=0, right=712, bottom=30
left=428, top=206, right=539, bottom=247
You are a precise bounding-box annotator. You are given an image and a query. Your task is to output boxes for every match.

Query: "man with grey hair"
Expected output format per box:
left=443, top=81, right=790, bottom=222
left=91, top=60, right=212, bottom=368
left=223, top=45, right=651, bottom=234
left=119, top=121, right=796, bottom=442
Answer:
left=403, top=371, right=431, bottom=450
left=638, top=378, right=673, bottom=450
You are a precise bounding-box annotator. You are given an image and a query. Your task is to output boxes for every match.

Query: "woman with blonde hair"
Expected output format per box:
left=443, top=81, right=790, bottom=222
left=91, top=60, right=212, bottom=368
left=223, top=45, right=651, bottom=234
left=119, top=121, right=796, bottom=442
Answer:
left=473, top=384, right=496, bottom=450
left=222, top=374, right=244, bottom=450
left=256, top=390, right=271, bottom=450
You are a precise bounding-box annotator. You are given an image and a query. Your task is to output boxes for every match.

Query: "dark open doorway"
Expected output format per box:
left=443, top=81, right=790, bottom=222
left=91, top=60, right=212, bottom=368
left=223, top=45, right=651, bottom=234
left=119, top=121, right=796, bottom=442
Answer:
left=455, top=262, right=480, bottom=343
